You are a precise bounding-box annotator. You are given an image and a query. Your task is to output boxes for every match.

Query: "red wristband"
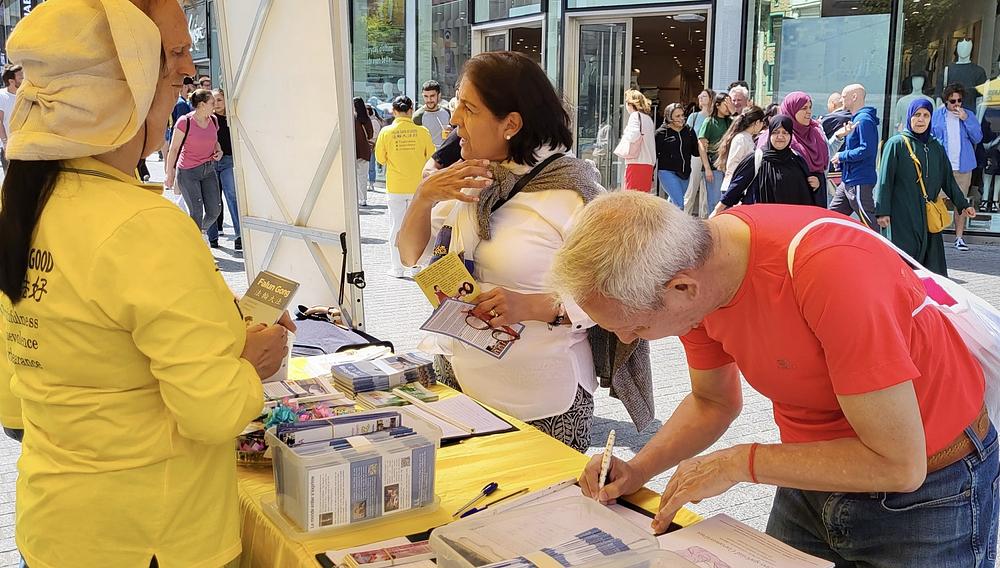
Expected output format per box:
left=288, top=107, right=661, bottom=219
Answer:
left=748, top=442, right=760, bottom=484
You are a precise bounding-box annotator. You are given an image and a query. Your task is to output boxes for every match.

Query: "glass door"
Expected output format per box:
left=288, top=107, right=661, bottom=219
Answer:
left=484, top=32, right=508, bottom=52
left=575, top=22, right=628, bottom=190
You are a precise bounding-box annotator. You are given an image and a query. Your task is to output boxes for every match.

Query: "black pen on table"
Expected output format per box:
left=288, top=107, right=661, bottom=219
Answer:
left=459, top=487, right=530, bottom=518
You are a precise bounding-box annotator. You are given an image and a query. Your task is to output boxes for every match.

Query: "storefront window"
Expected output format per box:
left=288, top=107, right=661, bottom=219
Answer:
left=749, top=0, right=891, bottom=117
left=352, top=0, right=406, bottom=111
left=417, top=0, right=471, bottom=99
left=473, top=0, right=541, bottom=23
left=891, top=0, right=1000, bottom=231
left=185, top=0, right=209, bottom=62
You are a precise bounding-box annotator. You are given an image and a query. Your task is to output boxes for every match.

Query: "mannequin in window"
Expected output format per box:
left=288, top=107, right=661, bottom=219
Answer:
left=894, top=75, right=934, bottom=132
left=937, top=38, right=986, bottom=113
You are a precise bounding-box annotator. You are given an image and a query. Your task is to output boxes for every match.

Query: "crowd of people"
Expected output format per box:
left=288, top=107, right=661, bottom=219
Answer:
left=0, top=0, right=996, bottom=566
left=624, top=81, right=984, bottom=277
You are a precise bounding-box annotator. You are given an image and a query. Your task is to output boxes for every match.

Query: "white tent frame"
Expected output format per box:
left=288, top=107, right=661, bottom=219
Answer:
left=214, top=0, right=366, bottom=329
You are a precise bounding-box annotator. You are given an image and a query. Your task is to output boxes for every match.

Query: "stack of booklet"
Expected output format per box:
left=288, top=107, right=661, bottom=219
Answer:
left=332, top=352, right=437, bottom=397
left=262, top=377, right=355, bottom=410
left=357, top=383, right=439, bottom=408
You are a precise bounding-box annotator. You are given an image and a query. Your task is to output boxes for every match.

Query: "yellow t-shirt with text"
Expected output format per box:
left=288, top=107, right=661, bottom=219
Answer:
left=374, top=116, right=436, bottom=194
left=0, top=157, right=263, bottom=568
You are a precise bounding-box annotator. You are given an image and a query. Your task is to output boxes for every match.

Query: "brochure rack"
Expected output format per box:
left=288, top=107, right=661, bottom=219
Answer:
left=265, top=409, right=442, bottom=535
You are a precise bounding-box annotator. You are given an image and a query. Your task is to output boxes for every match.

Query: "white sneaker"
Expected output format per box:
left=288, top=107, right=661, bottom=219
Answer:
left=954, top=238, right=970, bottom=251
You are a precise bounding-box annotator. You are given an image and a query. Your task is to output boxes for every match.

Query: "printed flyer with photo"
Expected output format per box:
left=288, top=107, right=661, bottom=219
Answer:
left=412, top=253, right=480, bottom=308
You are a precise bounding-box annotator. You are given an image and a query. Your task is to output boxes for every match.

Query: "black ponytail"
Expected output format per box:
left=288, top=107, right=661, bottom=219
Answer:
left=0, top=159, right=62, bottom=303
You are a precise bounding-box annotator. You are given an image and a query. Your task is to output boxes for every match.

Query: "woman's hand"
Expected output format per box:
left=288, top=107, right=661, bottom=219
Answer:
left=212, top=149, right=224, bottom=161
left=835, top=121, right=856, bottom=140
left=473, top=288, right=556, bottom=327
left=877, top=215, right=891, bottom=229
left=704, top=169, right=715, bottom=183
left=808, top=176, right=821, bottom=190
left=653, top=447, right=744, bottom=533
left=962, top=207, right=977, bottom=218
left=242, top=323, right=289, bottom=379
left=415, top=159, right=494, bottom=205
left=165, top=171, right=175, bottom=189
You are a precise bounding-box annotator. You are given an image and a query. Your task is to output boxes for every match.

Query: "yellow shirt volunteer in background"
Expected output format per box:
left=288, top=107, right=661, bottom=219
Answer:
left=0, top=158, right=264, bottom=567
left=375, top=116, right=436, bottom=194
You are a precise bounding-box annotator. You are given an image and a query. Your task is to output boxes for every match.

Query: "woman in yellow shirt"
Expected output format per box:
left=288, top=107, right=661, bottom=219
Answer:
left=375, top=95, right=436, bottom=277
left=0, top=1, right=290, bottom=566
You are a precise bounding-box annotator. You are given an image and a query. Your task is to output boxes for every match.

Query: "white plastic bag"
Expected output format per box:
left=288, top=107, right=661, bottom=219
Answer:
left=788, top=218, right=1000, bottom=422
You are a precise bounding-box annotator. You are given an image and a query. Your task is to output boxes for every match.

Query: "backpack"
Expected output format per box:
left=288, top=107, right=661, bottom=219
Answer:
left=787, top=217, right=1000, bottom=421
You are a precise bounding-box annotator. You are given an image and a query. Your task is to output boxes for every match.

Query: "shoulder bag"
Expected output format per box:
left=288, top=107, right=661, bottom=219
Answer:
left=901, top=136, right=951, bottom=233
left=614, top=114, right=645, bottom=160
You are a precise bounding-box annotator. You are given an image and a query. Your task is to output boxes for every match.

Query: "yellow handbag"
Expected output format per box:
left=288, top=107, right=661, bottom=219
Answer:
left=901, top=136, right=951, bottom=234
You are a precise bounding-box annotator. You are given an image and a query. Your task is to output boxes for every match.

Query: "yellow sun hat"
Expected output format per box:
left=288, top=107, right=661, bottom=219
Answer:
left=5, top=0, right=161, bottom=161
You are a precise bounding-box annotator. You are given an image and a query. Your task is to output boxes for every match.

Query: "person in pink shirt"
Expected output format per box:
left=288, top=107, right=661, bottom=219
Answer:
left=164, top=89, right=223, bottom=244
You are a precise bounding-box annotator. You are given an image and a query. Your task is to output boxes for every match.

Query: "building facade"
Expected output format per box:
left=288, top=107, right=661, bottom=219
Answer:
left=352, top=0, right=1000, bottom=235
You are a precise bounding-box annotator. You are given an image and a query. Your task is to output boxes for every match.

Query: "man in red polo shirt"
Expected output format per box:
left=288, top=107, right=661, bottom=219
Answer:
left=552, top=192, right=996, bottom=567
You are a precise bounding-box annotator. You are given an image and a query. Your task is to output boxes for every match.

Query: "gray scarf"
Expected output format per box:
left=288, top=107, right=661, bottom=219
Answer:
left=472, top=152, right=655, bottom=432
left=475, top=154, right=605, bottom=240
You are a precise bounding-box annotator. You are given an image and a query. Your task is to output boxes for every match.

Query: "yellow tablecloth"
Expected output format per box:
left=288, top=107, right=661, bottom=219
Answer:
left=236, top=383, right=699, bottom=567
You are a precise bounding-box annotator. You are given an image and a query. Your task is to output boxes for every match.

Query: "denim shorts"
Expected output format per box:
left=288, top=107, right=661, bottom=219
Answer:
left=767, top=424, right=999, bottom=568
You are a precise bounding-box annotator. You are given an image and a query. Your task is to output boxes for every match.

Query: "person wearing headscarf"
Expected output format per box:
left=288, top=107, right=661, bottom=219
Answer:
left=759, top=92, right=853, bottom=207
left=874, top=99, right=976, bottom=276
left=714, top=115, right=817, bottom=214
left=0, top=1, right=293, bottom=566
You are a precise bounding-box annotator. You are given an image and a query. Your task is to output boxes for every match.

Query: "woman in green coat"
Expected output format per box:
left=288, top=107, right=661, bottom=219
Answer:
left=874, top=99, right=976, bottom=276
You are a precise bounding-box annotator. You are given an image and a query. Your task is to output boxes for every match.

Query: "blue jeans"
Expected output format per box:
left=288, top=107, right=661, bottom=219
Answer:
left=206, top=156, right=239, bottom=243
left=705, top=169, right=724, bottom=212
left=368, top=156, right=377, bottom=184
left=767, top=424, right=999, bottom=567
left=658, top=170, right=688, bottom=209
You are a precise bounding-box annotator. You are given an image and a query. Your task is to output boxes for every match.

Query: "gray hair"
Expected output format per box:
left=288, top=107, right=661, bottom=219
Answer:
left=729, top=85, right=750, bottom=100
left=551, top=192, right=713, bottom=313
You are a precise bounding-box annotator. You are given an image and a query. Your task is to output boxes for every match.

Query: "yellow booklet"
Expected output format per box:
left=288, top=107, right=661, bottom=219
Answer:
left=412, top=253, right=480, bottom=308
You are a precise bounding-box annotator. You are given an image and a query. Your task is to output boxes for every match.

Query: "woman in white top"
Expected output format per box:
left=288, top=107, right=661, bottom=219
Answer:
left=395, top=51, right=605, bottom=452
left=618, top=90, right=656, bottom=192
left=714, top=105, right=766, bottom=195
left=684, top=89, right=715, bottom=216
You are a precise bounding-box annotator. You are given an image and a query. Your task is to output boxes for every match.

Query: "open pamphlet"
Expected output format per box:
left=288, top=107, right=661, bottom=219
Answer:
left=239, top=270, right=299, bottom=325
left=420, top=299, right=523, bottom=360
left=413, top=253, right=481, bottom=308
left=396, top=392, right=514, bottom=441
left=658, top=514, right=834, bottom=568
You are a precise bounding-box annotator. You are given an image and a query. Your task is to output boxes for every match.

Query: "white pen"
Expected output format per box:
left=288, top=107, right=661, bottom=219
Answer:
left=486, top=476, right=578, bottom=515
left=597, top=429, right=616, bottom=496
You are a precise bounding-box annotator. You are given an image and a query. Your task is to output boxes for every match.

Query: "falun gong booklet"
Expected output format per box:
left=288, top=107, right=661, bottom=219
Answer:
left=239, top=270, right=300, bottom=325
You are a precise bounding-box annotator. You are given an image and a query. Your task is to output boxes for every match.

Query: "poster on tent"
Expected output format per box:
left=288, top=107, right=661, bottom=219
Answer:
left=776, top=14, right=891, bottom=115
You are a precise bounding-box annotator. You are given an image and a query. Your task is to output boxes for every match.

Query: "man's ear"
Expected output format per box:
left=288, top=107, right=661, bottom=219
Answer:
left=665, top=272, right=699, bottom=299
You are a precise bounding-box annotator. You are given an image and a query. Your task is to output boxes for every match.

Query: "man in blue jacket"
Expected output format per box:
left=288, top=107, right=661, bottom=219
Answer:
left=932, top=83, right=984, bottom=251
left=830, top=84, right=880, bottom=228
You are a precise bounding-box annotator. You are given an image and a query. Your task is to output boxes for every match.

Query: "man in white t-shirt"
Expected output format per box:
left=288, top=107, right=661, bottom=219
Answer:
left=0, top=64, right=23, bottom=169
left=412, top=79, right=452, bottom=147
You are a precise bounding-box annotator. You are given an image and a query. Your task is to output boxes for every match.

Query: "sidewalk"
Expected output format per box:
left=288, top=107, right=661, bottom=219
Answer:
left=0, top=162, right=999, bottom=563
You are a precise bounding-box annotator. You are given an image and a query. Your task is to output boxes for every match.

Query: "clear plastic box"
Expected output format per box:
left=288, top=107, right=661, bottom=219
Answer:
left=430, top=496, right=660, bottom=568
left=264, top=408, right=442, bottom=536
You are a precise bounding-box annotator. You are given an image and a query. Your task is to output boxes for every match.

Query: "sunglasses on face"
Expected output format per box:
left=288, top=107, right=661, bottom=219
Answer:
left=949, top=98, right=963, bottom=104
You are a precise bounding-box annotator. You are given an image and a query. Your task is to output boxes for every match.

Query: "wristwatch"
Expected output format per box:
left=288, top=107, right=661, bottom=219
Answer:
left=549, top=303, right=567, bottom=326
